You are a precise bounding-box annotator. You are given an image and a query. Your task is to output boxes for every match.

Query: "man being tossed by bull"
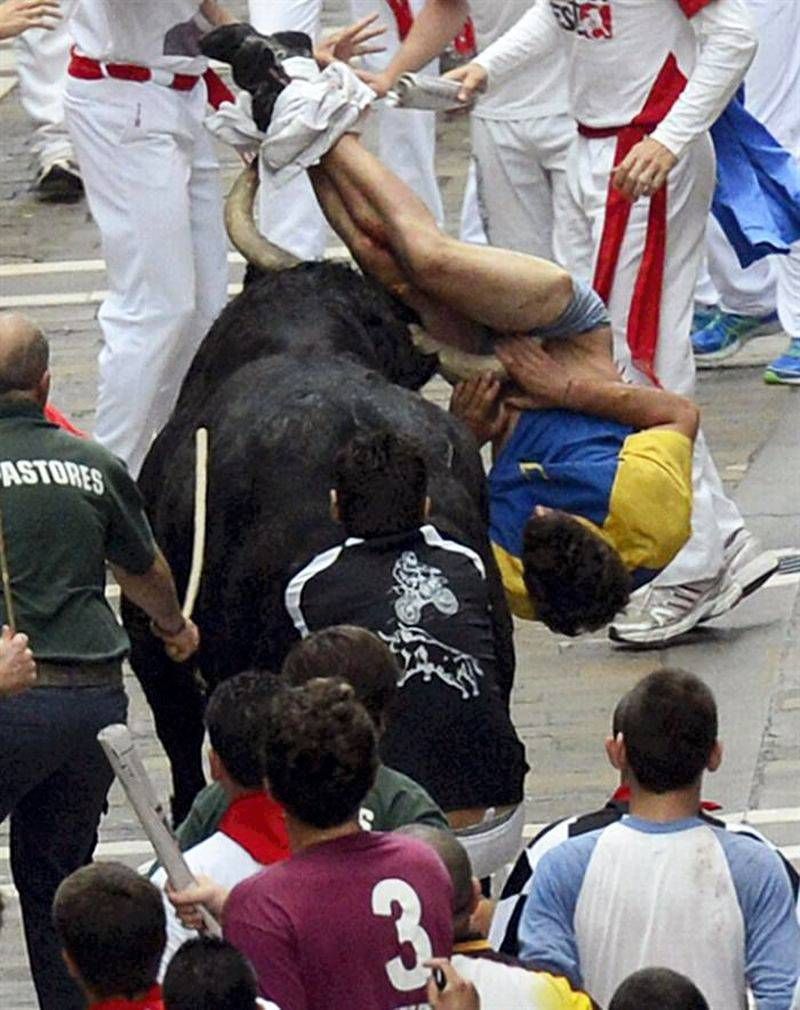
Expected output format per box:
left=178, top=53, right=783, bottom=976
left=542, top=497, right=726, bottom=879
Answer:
left=203, top=27, right=748, bottom=640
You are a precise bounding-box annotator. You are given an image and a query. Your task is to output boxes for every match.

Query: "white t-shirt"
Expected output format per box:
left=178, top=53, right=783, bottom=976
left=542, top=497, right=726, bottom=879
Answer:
left=70, top=1, right=209, bottom=73
left=151, top=831, right=264, bottom=979
left=477, top=0, right=757, bottom=157
left=470, top=0, right=568, bottom=121
left=453, top=953, right=591, bottom=1007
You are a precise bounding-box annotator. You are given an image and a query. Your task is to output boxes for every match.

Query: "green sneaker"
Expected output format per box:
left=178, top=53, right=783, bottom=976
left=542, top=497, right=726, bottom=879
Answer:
left=764, top=338, right=800, bottom=385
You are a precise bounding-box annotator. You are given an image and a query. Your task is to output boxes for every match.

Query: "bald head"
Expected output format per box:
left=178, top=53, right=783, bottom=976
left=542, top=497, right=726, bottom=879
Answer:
left=0, top=313, right=49, bottom=399
left=397, top=825, right=475, bottom=928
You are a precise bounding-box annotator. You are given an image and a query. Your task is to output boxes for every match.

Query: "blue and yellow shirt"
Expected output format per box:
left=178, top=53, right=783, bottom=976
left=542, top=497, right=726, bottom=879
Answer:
left=488, top=409, right=693, bottom=620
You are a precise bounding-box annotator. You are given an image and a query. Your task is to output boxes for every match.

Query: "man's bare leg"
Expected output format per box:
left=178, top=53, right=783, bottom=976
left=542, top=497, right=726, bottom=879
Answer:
left=320, top=135, right=574, bottom=334
left=309, top=165, right=488, bottom=352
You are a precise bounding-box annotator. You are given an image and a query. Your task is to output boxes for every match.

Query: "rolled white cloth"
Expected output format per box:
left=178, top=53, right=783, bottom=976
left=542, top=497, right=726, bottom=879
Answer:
left=260, top=61, right=376, bottom=183
left=204, top=91, right=264, bottom=156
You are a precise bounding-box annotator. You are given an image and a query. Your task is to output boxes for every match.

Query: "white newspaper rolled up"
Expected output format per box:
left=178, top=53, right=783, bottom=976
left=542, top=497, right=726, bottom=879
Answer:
left=97, top=723, right=221, bottom=937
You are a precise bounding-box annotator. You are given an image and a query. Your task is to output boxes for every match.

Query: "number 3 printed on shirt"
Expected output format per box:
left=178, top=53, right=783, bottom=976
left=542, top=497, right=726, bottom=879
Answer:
left=371, top=878, right=434, bottom=992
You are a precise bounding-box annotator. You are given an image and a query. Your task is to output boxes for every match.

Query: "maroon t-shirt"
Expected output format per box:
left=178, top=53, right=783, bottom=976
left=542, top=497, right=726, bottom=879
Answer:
left=224, top=831, right=453, bottom=1010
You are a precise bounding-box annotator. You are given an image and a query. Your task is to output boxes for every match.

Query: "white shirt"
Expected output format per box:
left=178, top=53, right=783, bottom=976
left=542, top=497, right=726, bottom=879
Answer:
left=70, top=1, right=209, bottom=73
left=470, top=0, right=568, bottom=121
left=453, top=954, right=591, bottom=1007
left=476, top=0, right=757, bottom=157
left=151, top=831, right=264, bottom=979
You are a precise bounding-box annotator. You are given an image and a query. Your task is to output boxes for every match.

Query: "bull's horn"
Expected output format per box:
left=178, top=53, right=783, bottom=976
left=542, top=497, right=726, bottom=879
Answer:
left=409, top=325, right=507, bottom=384
left=225, top=163, right=301, bottom=272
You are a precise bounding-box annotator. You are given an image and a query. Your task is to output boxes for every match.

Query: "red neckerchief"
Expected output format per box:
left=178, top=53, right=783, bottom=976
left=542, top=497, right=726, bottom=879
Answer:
left=218, top=791, right=290, bottom=866
left=91, top=985, right=163, bottom=1010
left=44, top=403, right=85, bottom=437
left=611, top=784, right=722, bottom=813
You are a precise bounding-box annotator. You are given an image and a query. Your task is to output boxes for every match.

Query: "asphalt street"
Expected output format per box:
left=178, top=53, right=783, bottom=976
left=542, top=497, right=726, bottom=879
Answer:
left=1, top=19, right=799, bottom=1008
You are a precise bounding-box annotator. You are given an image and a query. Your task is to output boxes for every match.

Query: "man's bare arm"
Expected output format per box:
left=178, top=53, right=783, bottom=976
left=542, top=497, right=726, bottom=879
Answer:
left=497, top=338, right=700, bottom=441
left=111, top=548, right=199, bottom=662
left=365, top=0, right=469, bottom=96
left=200, top=1, right=236, bottom=27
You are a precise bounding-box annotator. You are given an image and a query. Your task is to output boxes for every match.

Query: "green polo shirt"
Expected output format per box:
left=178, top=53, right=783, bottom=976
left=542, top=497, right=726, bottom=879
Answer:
left=0, top=400, right=157, bottom=662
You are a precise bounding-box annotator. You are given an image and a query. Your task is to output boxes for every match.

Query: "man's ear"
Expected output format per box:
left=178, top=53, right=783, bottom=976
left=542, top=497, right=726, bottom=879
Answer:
left=468, top=877, right=481, bottom=918
left=605, top=732, right=626, bottom=772
left=707, top=740, right=723, bottom=773
left=209, top=748, right=224, bottom=783
left=423, top=495, right=432, bottom=519
left=35, top=370, right=51, bottom=407
left=329, top=489, right=340, bottom=523
left=61, top=949, right=80, bottom=983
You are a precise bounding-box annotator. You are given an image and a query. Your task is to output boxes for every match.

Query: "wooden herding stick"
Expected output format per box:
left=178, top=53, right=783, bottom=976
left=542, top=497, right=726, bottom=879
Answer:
left=0, top=492, right=16, bottom=632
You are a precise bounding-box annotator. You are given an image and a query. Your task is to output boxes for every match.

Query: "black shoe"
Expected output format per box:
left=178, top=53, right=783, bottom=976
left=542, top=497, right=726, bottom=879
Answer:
left=230, top=34, right=292, bottom=93
left=199, top=23, right=257, bottom=63
left=37, top=159, right=84, bottom=203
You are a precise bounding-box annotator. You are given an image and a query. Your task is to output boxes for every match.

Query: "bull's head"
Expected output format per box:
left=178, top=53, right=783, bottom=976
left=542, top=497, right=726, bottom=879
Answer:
left=226, top=165, right=507, bottom=385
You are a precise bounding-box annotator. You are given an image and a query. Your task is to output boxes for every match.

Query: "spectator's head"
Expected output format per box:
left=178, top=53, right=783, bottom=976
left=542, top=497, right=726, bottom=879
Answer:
left=609, top=967, right=710, bottom=1010
left=606, top=669, right=720, bottom=794
left=53, top=863, right=165, bottom=1002
left=204, top=670, right=282, bottom=794
left=521, top=509, right=631, bottom=636
left=332, top=430, right=429, bottom=539
left=0, top=313, right=50, bottom=406
left=163, top=937, right=259, bottom=1010
left=398, top=825, right=479, bottom=941
left=263, top=678, right=378, bottom=831
left=282, top=625, right=399, bottom=734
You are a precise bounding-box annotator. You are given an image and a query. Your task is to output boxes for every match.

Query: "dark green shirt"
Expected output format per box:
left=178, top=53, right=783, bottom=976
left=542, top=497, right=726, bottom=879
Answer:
left=0, top=401, right=156, bottom=661
left=174, top=765, right=451, bottom=853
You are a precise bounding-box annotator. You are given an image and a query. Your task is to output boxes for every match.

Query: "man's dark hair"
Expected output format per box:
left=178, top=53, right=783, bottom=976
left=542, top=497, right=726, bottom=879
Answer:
left=263, top=678, right=378, bottom=829
left=333, top=430, right=428, bottom=539
left=522, top=511, right=631, bottom=636
left=282, top=625, right=399, bottom=729
left=163, top=937, right=258, bottom=1010
left=620, top=669, right=718, bottom=793
left=610, top=968, right=709, bottom=1010
left=204, top=670, right=281, bottom=789
left=52, top=863, right=165, bottom=999
left=0, top=319, right=49, bottom=395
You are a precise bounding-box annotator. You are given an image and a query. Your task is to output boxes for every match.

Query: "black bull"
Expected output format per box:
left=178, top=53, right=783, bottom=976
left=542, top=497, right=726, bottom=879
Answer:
left=123, top=261, right=516, bottom=821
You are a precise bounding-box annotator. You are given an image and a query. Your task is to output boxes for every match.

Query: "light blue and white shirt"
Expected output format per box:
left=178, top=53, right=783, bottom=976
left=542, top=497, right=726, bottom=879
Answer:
left=519, top=815, right=800, bottom=1010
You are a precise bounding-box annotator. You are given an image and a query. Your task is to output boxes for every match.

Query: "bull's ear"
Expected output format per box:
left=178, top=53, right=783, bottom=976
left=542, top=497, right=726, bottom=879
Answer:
left=330, top=489, right=341, bottom=523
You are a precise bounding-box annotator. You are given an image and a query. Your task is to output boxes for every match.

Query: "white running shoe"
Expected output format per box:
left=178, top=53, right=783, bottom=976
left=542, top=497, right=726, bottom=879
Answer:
left=609, top=571, right=742, bottom=646
left=609, top=529, right=779, bottom=646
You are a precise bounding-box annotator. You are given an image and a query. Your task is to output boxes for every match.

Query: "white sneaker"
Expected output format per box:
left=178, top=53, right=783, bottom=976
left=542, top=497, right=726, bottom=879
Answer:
left=609, top=571, right=742, bottom=646
left=713, top=528, right=780, bottom=612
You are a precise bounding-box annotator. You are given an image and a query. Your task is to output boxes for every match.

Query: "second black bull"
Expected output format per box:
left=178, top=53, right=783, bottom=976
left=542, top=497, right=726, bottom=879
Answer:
left=123, top=259, right=516, bottom=821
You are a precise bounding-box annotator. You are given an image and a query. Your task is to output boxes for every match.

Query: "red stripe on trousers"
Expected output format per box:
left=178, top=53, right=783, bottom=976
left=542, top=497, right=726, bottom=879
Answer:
left=590, top=54, right=688, bottom=386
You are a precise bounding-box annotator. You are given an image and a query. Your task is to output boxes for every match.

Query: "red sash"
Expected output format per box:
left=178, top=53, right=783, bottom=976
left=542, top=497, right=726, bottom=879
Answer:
left=91, top=986, right=164, bottom=1010
left=589, top=55, right=688, bottom=386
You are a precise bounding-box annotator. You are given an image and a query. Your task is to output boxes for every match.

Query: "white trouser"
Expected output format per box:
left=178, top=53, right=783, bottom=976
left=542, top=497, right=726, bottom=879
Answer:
left=13, top=16, right=74, bottom=169
left=349, top=0, right=444, bottom=226
left=572, top=132, right=743, bottom=584
left=459, top=161, right=487, bottom=244
left=471, top=113, right=593, bottom=279
left=695, top=215, right=777, bottom=316
left=247, top=0, right=444, bottom=252
left=248, top=0, right=331, bottom=259
left=65, top=77, right=228, bottom=476
left=696, top=0, right=800, bottom=337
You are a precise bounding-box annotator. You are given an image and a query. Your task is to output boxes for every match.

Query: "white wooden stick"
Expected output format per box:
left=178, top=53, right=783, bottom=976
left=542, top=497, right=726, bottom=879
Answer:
left=182, top=427, right=208, bottom=620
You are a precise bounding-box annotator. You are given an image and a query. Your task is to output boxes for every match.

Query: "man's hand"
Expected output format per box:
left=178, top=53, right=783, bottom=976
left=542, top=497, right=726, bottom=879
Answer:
left=0, top=625, right=36, bottom=697
left=495, top=337, right=572, bottom=409
left=426, top=960, right=480, bottom=1009
left=450, top=374, right=507, bottom=446
left=443, top=62, right=488, bottom=107
left=0, top=0, right=61, bottom=39
left=167, top=875, right=229, bottom=930
left=612, top=137, right=678, bottom=202
left=317, top=14, right=387, bottom=69
left=150, top=617, right=200, bottom=664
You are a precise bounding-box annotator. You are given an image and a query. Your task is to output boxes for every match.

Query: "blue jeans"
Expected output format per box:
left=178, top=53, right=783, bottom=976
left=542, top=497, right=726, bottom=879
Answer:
left=0, top=683, right=127, bottom=1010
